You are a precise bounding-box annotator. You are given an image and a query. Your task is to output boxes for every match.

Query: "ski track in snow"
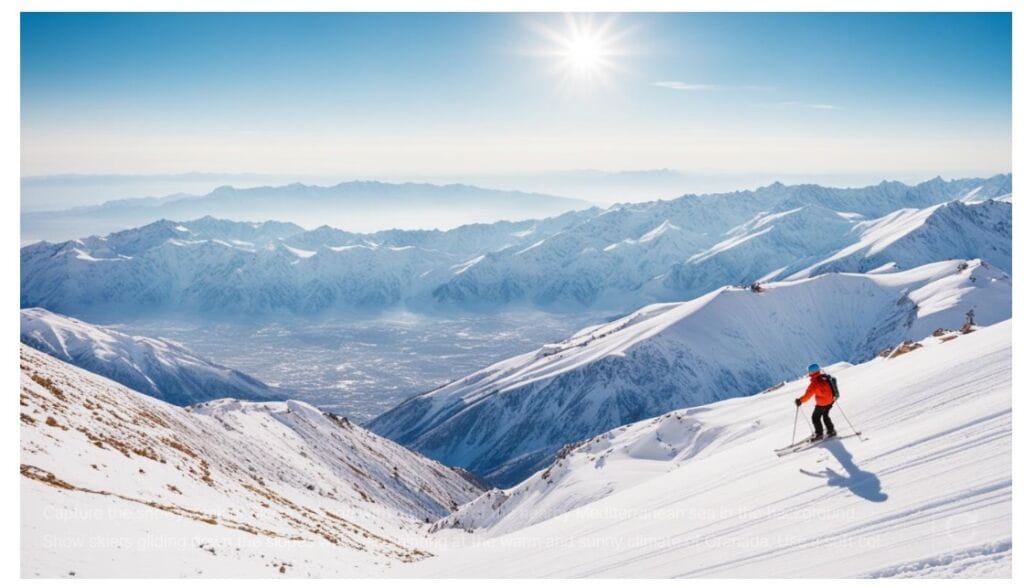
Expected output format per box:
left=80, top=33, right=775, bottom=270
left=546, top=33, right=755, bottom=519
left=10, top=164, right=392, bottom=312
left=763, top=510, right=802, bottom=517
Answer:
left=392, top=321, right=1011, bottom=578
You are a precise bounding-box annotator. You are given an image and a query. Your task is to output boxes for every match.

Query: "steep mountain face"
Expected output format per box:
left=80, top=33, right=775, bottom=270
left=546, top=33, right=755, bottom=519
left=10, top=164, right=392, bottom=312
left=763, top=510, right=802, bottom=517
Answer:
left=21, top=308, right=283, bottom=406
left=791, top=199, right=1012, bottom=278
left=650, top=205, right=859, bottom=300
left=398, top=320, right=1011, bottom=578
left=368, top=260, right=1011, bottom=486
left=20, top=346, right=486, bottom=577
left=21, top=180, right=592, bottom=243
left=651, top=198, right=1012, bottom=301
left=20, top=175, right=1011, bottom=318
left=432, top=213, right=708, bottom=310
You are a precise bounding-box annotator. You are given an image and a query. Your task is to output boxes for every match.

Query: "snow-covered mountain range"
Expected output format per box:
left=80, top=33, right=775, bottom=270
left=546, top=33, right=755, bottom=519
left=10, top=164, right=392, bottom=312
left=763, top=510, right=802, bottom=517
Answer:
left=20, top=345, right=487, bottom=578
left=788, top=199, right=1011, bottom=279
left=20, top=175, right=1011, bottom=318
left=434, top=176, right=1011, bottom=309
left=396, top=319, right=1011, bottom=578
left=20, top=211, right=591, bottom=317
left=368, top=259, right=1011, bottom=486
left=21, top=180, right=592, bottom=243
left=21, top=308, right=283, bottom=406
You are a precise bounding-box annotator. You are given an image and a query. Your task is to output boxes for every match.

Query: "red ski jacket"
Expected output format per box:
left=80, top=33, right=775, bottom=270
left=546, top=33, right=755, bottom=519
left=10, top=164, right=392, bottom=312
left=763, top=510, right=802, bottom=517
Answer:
left=799, top=372, right=834, bottom=406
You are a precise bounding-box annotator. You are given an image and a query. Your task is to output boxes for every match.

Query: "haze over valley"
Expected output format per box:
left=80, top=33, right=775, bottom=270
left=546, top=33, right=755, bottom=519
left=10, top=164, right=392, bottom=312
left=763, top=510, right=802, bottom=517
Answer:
left=21, top=174, right=1011, bottom=423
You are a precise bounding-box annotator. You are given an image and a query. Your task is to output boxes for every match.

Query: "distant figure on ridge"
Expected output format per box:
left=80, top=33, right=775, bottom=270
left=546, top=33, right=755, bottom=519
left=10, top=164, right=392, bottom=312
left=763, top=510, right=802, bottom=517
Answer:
left=795, top=363, right=837, bottom=441
left=961, top=309, right=977, bottom=333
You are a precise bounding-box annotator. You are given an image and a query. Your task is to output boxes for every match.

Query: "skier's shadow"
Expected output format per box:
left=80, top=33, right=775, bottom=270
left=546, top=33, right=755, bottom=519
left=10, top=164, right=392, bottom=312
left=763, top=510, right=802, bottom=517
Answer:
left=820, top=441, right=888, bottom=503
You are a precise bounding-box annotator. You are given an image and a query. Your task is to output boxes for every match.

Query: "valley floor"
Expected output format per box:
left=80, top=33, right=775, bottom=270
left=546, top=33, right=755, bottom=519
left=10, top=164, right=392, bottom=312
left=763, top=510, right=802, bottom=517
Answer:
left=392, top=321, right=1012, bottom=578
left=115, top=310, right=598, bottom=422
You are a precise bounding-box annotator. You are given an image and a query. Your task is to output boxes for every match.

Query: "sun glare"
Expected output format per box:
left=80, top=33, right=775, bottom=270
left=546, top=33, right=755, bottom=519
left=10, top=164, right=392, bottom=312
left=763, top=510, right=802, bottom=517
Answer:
left=532, top=14, right=629, bottom=91
left=564, top=33, right=606, bottom=73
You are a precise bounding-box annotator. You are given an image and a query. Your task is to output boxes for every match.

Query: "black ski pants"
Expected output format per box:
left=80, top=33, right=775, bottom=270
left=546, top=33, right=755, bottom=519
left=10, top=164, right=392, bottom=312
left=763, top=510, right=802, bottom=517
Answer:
left=812, top=404, right=836, bottom=437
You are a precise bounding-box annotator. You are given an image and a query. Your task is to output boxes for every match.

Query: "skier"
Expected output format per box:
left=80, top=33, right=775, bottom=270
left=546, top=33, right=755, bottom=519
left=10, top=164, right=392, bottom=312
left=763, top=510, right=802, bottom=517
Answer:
left=795, top=363, right=836, bottom=441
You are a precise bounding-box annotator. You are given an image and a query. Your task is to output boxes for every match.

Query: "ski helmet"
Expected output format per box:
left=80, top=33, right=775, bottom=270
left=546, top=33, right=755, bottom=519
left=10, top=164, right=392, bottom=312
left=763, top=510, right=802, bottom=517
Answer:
left=807, top=363, right=820, bottom=374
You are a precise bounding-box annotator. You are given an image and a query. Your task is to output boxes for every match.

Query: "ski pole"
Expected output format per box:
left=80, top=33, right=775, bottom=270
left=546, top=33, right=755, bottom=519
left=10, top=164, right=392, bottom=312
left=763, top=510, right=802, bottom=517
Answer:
left=834, top=401, right=863, bottom=442
left=800, top=404, right=814, bottom=432
left=791, top=406, right=799, bottom=445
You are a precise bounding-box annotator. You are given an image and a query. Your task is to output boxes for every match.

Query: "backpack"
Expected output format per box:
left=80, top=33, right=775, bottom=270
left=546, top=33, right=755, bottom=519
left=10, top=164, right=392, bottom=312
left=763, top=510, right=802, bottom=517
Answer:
left=822, top=373, right=840, bottom=400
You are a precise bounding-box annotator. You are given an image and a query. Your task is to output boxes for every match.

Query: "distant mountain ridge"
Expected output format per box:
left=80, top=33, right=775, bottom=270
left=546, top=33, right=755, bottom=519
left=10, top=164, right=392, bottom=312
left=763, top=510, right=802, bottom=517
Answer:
left=21, top=174, right=1011, bottom=319
left=432, top=175, right=1011, bottom=310
left=21, top=180, right=593, bottom=242
left=20, top=209, right=592, bottom=318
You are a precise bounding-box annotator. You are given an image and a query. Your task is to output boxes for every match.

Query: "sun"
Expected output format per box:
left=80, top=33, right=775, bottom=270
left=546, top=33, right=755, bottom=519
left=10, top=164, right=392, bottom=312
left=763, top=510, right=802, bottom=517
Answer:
left=531, top=14, right=630, bottom=90
left=563, top=32, right=607, bottom=75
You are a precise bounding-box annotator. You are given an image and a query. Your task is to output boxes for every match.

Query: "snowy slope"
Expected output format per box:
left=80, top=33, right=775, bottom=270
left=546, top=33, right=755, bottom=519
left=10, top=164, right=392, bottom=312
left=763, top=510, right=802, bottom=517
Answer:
left=20, top=346, right=486, bottom=578
left=650, top=205, right=858, bottom=299
left=396, top=320, right=1011, bottom=578
left=369, top=260, right=1010, bottom=486
left=654, top=197, right=1010, bottom=300
left=21, top=175, right=1011, bottom=317
left=791, top=199, right=1011, bottom=278
left=21, top=308, right=282, bottom=406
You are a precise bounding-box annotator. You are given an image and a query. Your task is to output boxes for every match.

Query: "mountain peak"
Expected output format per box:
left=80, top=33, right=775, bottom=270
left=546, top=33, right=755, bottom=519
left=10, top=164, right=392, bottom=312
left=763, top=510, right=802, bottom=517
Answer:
left=638, top=220, right=680, bottom=242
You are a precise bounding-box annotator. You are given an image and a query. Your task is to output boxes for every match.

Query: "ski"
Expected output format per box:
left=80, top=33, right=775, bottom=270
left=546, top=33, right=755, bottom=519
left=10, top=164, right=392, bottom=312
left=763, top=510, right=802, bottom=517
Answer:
left=773, top=434, right=823, bottom=456
left=775, top=435, right=815, bottom=453
left=774, top=432, right=862, bottom=457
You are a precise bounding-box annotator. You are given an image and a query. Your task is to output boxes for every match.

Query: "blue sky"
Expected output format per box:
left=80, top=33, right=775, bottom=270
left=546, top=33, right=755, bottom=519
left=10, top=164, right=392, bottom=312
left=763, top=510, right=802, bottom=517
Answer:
left=21, top=12, right=1011, bottom=179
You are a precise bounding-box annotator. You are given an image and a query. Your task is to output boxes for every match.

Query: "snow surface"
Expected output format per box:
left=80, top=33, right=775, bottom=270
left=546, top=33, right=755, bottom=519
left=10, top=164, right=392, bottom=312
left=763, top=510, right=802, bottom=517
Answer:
left=393, top=320, right=1012, bottom=578
left=20, top=346, right=486, bottom=578
left=282, top=244, right=317, bottom=258
left=21, top=308, right=282, bottom=406
left=369, top=260, right=1010, bottom=486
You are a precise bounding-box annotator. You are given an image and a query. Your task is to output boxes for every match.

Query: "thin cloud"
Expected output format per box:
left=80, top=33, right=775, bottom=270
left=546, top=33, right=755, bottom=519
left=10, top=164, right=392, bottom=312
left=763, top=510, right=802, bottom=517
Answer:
left=773, top=101, right=841, bottom=110
left=653, top=81, right=719, bottom=91
left=654, top=81, right=776, bottom=92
